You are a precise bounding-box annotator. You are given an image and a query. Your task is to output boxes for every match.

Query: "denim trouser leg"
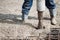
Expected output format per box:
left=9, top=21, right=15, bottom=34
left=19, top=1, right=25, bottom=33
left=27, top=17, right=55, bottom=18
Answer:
left=46, top=0, right=57, bottom=17
left=22, top=0, right=33, bottom=15
left=45, top=0, right=56, bottom=9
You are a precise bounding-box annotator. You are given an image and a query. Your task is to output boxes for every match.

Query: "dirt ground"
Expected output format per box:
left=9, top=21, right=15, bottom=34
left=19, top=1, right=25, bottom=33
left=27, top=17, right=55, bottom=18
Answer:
left=0, top=0, right=60, bottom=40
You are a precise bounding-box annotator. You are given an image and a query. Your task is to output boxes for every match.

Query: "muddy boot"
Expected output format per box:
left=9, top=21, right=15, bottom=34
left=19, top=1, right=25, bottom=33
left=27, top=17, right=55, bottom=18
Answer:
left=49, top=9, right=57, bottom=25
left=36, top=11, right=43, bottom=29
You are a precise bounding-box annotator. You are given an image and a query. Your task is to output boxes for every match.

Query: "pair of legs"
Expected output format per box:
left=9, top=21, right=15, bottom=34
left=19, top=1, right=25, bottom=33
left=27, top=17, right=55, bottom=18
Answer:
left=37, top=0, right=57, bottom=29
left=22, top=0, right=57, bottom=29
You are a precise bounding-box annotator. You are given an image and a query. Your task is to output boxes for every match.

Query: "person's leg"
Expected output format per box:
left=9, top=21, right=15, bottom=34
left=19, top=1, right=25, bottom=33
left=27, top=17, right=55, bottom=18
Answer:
left=46, top=0, right=57, bottom=25
left=36, top=0, right=45, bottom=29
left=49, top=8, right=57, bottom=25
left=22, top=0, right=33, bottom=21
left=37, top=11, right=44, bottom=29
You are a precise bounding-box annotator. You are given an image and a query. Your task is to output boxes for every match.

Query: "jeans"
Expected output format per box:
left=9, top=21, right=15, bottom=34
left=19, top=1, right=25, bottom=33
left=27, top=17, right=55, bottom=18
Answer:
left=45, top=0, right=56, bottom=17
left=22, top=0, right=33, bottom=15
left=45, top=0, right=56, bottom=9
left=22, top=0, right=56, bottom=15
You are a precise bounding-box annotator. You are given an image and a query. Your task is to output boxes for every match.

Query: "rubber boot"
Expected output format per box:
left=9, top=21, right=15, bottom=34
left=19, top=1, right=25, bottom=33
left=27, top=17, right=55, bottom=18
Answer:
left=36, top=11, right=43, bottom=29
left=49, top=9, right=57, bottom=25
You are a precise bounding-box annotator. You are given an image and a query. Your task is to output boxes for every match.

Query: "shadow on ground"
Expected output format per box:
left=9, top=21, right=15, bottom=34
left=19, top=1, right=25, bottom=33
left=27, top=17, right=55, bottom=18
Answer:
left=0, top=13, right=51, bottom=28
left=0, top=13, right=50, bottom=23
